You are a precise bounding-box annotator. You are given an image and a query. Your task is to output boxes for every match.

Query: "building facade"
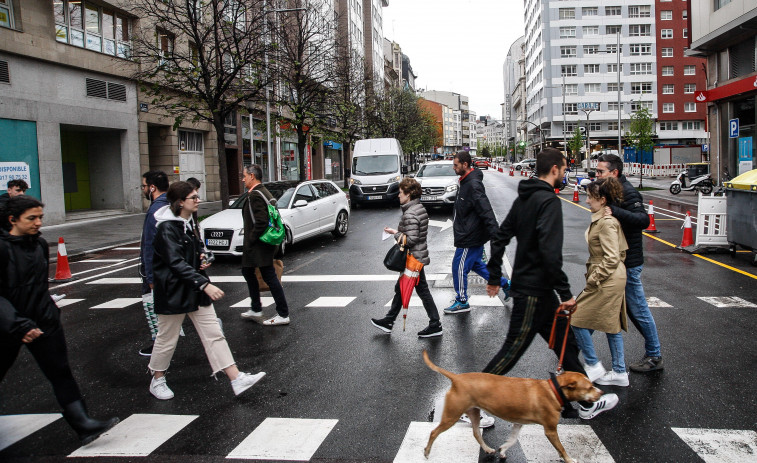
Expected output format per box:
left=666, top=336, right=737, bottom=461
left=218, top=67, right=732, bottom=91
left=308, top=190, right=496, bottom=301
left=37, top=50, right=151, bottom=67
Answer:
left=421, top=90, right=471, bottom=151
left=503, top=36, right=525, bottom=150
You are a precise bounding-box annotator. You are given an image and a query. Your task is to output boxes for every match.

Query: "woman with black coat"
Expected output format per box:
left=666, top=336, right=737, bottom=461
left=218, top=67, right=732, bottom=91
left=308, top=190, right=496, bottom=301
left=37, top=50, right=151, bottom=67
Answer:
left=0, top=196, right=118, bottom=445
left=147, top=181, right=265, bottom=400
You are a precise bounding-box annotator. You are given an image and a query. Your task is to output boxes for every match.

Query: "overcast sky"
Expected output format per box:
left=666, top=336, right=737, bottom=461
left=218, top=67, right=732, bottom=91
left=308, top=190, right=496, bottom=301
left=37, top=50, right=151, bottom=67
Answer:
left=382, top=0, right=526, bottom=121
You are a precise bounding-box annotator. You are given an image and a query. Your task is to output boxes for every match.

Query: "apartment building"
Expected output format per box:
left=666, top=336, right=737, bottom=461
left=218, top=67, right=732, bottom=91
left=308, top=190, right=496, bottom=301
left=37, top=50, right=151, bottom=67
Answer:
left=382, top=38, right=401, bottom=89
left=504, top=36, right=525, bottom=149
left=362, top=0, right=387, bottom=86
left=421, top=90, right=471, bottom=151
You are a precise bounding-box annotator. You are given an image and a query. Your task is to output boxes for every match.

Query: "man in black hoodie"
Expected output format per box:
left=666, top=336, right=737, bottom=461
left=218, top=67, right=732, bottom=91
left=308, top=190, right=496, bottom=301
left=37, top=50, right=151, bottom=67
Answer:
left=484, top=148, right=618, bottom=420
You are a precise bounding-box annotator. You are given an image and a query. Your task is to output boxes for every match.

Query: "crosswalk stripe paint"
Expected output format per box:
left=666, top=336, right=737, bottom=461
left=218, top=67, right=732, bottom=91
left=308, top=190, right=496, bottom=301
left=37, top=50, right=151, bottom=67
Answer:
left=646, top=297, right=673, bottom=307
left=518, top=424, right=615, bottom=462
left=88, top=274, right=449, bottom=285
left=697, top=296, right=757, bottom=308
left=226, top=417, right=338, bottom=460
left=672, top=427, right=757, bottom=463
left=394, top=421, right=481, bottom=462
left=56, top=298, right=84, bottom=308
left=305, top=297, right=356, bottom=307
left=73, top=259, right=127, bottom=263
left=0, top=414, right=61, bottom=451
left=112, top=247, right=141, bottom=251
left=230, top=297, right=275, bottom=308
left=68, top=414, right=198, bottom=457
left=386, top=294, right=504, bottom=308
left=90, top=298, right=142, bottom=309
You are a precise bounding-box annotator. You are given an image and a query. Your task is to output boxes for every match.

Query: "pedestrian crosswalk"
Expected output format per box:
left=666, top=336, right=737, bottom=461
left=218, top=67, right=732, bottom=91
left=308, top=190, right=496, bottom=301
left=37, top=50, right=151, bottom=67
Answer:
left=2, top=413, right=756, bottom=461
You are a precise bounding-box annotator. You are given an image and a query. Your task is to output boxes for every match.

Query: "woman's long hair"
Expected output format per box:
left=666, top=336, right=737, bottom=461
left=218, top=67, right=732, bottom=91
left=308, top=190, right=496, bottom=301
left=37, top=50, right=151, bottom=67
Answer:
left=586, top=177, right=624, bottom=205
left=166, top=181, right=195, bottom=216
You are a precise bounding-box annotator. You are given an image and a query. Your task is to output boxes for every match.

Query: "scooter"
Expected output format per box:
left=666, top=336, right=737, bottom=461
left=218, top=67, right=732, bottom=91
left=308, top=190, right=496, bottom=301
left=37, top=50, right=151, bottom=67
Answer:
left=669, top=170, right=713, bottom=195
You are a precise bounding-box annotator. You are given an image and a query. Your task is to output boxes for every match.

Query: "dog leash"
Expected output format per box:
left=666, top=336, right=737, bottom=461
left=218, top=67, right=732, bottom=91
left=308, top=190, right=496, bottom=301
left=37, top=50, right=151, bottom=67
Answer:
left=548, top=306, right=572, bottom=375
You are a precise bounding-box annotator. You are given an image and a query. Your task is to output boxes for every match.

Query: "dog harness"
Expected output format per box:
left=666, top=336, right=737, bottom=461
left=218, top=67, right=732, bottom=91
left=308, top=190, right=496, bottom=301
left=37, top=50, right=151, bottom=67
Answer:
left=549, top=372, right=569, bottom=408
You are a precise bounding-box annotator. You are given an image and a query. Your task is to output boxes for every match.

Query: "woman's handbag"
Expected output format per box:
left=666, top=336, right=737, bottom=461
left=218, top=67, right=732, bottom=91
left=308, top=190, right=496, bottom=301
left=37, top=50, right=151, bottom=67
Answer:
left=383, top=234, right=408, bottom=272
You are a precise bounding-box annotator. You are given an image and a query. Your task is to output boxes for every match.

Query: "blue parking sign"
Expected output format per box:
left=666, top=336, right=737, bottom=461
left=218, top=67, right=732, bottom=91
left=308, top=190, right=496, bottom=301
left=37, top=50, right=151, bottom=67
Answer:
left=729, top=118, right=739, bottom=138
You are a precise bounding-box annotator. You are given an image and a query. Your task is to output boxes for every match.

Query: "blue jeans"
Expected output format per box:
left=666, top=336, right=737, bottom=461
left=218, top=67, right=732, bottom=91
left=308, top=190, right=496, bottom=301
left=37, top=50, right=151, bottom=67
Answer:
left=572, top=327, right=626, bottom=373
left=452, top=246, right=508, bottom=303
left=625, top=265, right=661, bottom=358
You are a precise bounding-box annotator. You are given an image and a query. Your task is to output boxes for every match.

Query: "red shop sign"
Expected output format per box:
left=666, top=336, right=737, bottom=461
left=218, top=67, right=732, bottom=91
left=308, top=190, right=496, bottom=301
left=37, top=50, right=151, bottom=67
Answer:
left=696, top=75, right=757, bottom=102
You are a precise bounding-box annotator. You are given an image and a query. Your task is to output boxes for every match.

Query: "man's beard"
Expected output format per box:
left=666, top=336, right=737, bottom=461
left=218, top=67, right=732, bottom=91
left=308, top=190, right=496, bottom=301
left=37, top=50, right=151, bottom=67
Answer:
left=144, top=190, right=152, bottom=201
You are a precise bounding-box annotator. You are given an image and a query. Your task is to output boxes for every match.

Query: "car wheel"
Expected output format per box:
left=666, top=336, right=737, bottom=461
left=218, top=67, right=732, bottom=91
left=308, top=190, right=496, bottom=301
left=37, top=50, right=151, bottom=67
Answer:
left=515, top=165, right=522, bottom=170
left=332, top=210, right=349, bottom=237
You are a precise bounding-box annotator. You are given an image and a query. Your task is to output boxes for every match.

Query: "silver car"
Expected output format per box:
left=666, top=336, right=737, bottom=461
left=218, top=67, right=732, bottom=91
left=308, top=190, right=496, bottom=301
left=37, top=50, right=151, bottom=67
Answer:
left=413, top=161, right=458, bottom=208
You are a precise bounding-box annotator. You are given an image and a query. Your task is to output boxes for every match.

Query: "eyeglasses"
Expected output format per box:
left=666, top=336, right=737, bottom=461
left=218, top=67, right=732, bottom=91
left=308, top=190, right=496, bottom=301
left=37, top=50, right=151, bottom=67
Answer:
left=185, top=195, right=201, bottom=201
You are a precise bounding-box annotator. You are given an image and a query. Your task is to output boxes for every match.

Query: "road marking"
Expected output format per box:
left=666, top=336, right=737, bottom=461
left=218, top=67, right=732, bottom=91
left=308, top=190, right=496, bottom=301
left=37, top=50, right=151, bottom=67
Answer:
left=88, top=274, right=450, bottom=285
left=518, top=424, right=615, bottom=462
left=697, top=296, right=757, bottom=308
left=50, top=263, right=140, bottom=289
left=73, top=259, right=127, bottom=263
left=91, top=298, right=142, bottom=309
left=0, top=414, right=61, bottom=451
left=647, top=297, right=673, bottom=307
left=306, top=297, right=355, bottom=307
left=56, top=298, right=84, bottom=308
left=672, top=428, right=757, bottom=463
left=428, top=219, right=453, bottom=231
left=72, top=257, right=140, bottom=277
left=88, top=277, right=141, bottom=284
left=394, top=421, right=481, bottom=462
left=230, top=297, right=275, bottom=308
left=226, top=417, right=338, bottom=460
left=112, top=247, right=141, bottom=251
left=68, top=414, right=198, bottom=457
left=385, top=294, right=503, bottom=307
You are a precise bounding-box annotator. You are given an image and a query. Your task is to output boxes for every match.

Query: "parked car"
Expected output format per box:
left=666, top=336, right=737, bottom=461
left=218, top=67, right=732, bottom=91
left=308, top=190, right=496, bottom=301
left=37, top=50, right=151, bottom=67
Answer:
left=200, top=180, right=350, bottom=256
left=475, top=159, right=489, bottom=170
left=348, top=138, right=406, bottom=206
left=413, top=160, right=458, bottom=208
left=513, top=158, right=536, bottom=170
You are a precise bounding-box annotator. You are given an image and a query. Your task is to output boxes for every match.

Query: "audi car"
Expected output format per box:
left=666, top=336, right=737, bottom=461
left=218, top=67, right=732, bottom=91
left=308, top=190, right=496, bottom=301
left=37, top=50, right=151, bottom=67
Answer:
left=199, top=180, right=350, bottom=256
left=413, top=161, right=458, bottom=208
left=512, top=158, right=536, bottom=170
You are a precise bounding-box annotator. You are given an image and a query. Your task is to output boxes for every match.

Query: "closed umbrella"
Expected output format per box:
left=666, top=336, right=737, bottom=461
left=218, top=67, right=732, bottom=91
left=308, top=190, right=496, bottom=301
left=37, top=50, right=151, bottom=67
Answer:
left=399, top=254, right=424, bottom=331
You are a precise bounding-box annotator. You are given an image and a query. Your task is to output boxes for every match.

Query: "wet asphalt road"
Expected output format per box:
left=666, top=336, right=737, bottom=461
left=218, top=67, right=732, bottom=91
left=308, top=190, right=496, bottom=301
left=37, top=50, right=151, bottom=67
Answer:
left=2, top=171, right=756, bottom=462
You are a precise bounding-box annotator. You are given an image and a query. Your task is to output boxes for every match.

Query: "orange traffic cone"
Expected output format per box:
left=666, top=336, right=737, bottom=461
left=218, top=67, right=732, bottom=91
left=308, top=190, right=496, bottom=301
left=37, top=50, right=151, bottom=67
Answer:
left=645, top=200, right=659, bottom=233
left=680, top=211, right=694, bottom=247
left=53, top=237, right=74, bottom=281
left=509, top=166, right=514, bottom=176
left=572, top=184, right=580, bottom=202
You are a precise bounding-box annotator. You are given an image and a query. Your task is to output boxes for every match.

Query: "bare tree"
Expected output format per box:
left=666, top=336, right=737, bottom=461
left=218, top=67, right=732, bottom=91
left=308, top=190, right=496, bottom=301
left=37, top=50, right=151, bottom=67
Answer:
left=129, top=0, right=269, bottom=207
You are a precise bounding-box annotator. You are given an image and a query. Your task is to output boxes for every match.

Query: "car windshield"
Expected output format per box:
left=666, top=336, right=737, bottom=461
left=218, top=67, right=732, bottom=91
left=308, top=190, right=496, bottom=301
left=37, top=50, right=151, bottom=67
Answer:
left=229, top=181, right=300, bottom=209
left=352, top=155, right=399, bottom=175
left=416, top=164, right=456, bottom=178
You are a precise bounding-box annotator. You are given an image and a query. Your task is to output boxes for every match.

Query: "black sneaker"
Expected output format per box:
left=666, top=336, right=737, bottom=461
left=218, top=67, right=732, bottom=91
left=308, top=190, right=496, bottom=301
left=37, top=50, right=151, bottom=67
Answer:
left=629, top=356, right=664, bottom=373
left=138, top=343, right=154, bottom=357
left=371, top=317, right=393, bottom=333
left=417, top=323, right=443, bottom=338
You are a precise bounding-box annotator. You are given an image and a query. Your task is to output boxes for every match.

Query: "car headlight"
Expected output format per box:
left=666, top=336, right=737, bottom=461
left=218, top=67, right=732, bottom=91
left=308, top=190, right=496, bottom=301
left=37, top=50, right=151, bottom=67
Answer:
left=349, top=178, right=362, bottom=185
left=390, top=175, right=401, bottom=183
left=446, top=184, right=458, bottom=192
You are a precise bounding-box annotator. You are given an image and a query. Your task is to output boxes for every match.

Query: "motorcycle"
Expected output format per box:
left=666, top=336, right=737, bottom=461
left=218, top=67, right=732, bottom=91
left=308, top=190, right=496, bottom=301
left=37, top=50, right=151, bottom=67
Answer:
left=669, top=170, right=713, bottom=195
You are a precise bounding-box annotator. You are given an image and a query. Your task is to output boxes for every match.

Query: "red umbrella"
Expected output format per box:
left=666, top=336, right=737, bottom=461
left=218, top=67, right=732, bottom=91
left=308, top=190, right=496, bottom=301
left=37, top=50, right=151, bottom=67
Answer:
left=399, top=254, right=424, bottom=331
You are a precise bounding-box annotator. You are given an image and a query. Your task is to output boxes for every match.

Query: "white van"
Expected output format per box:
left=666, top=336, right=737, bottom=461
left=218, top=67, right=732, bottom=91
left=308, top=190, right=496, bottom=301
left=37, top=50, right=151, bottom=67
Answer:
left=349, top=138, right=407, bottom=206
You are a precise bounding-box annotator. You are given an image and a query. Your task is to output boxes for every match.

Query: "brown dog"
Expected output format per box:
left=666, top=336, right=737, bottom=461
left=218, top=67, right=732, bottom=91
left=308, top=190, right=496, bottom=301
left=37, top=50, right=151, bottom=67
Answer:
left=423, top=350, right=603, bottom=463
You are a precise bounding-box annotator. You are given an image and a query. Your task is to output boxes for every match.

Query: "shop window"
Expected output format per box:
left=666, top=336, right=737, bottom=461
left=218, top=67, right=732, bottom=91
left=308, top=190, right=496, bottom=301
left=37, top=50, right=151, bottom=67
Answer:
left=54, top=1, right=131, bottom=58
left=0, top=0, right=15, bottom=29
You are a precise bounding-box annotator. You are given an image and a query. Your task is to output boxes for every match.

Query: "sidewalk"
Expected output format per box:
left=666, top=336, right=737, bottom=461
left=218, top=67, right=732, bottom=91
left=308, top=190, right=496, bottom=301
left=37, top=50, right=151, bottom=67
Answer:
left=44, top=200, right=224, bottom=261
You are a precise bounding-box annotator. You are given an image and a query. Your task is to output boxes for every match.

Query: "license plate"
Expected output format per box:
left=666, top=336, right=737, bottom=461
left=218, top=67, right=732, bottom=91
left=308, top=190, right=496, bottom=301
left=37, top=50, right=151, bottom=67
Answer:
left=367, top=195, right=383, bottom=200
left=206, top=239, right=229, bottom=247
left=421, top=195, right=437, bottom=201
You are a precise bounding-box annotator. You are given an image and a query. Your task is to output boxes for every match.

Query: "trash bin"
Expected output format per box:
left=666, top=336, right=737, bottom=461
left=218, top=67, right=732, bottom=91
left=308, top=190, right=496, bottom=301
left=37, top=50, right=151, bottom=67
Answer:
left=724, top=169, right=757, bottom=265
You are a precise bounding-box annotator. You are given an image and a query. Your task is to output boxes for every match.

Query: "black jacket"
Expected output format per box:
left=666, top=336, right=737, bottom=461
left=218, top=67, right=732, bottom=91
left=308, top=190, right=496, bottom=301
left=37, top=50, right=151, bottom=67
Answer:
left=609, top=175, right=649, bottom=268
left=0, top=231, right=60, bottom=342
left=152, top=207, right=211, bottom=315
left=242, top=184, right=277, bottom=268
left=487, top=179, right=572, bottom=301
left=453, top=169, right=499, bottom=248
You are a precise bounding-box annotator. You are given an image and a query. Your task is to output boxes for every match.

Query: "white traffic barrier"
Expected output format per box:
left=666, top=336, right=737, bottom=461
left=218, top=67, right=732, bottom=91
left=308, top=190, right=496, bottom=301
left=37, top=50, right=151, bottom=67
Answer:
left=694, top=194, right=728, bottom=248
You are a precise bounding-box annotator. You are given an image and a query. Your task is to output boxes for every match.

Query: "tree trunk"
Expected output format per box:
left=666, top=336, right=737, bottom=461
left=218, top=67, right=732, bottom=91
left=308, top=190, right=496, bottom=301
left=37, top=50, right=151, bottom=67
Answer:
left=297, top=128, right=308, bottom=182
left=343, top=143, right=351, bottom=189
left=213, top=115, right=230, bottom=210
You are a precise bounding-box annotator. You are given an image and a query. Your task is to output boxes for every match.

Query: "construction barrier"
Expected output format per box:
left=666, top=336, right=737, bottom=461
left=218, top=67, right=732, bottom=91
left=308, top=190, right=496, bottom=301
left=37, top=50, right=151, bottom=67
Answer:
left=694, top=194, right=728, bottom=247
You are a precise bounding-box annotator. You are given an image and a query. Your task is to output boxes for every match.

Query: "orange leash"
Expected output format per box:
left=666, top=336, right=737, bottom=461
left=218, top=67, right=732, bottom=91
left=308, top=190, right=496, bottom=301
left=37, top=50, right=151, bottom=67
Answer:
left=548, top=306, right=572, bottom=374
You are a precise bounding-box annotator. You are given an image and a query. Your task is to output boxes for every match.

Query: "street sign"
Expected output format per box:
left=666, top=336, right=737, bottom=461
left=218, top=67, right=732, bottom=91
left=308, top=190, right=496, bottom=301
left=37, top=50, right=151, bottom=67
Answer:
left=729, top=118, right=739, bottom=138
left=702, top=144, right=709, bottom=152
left=577, top=102, right=599, bottom=111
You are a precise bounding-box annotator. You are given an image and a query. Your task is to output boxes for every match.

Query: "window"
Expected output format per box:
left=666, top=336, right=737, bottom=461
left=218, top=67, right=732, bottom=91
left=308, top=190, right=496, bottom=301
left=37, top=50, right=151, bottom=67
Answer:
left=178, top=130, right=204, bottom=152
left=608, top=83, right=623, bottom=92
left=628, top=5, right=651, bottom=17
left=608, top=102, right=621, bottom=111
left=683, top=10, right=688, bottom=19
left=684, top=83, right=696, bottom=94
left=584, top=45, right=599, bottom=55
left=662, top=47, right=674, bottom=57
left=222, top=0, right=246, bottom=29
left=583, top=26, right=599, bottom=36
left=563, top=103, right=578, bottom=115
left=54, top=1, right=131, bottom=58
left=661, top=29, right=673, bottom=39
left=663, top=103, right=675, bottom=113
left=663, top=84, right=675, bottom=94
left=683, top=121, right=701, bottom=130
left=662, top=66, right=674, bottom=76
left=683, top=29, right=688, bottom=38
left=630, top=44, right=652, bottom=56
left=715, top=0, right=732, bottom=10
left=607, top=63, right=623, bottom=73
left=560, top=27, right=576, bottom=38
left=606, top=25, right=622, bottom=35
left=584, top=64, right=600, bottom=74
left=561, top=46, right=577, bottom=58
left=564, top=122, right=577, bottom=133
left=561, top=65, right=577, bottom=77
left=0, top=0, right=13, bottom=29
left=589, top=122, right=602, bottom=131
left=685, top=102, right=697, bottom=112
left=564, top=83, right=578, bottom=95
left=631, top=82, right=653, bottom=94
left=630, top=25, right=651, bottom=36
left=684, top=65, right=696, bottom=75
left=631, top=101, right=653, bottom=111
left=582, top=7, right=598, bottom=16
left=660, top=122, right=678, bottom=130
left=559, top=8, right=575, bottom=19
left=605, top=6, right=621, bottom=16
left=157, top=28, right=174, bottom=65
left=630, top=63, right=654, bottom=75
left=314, top=181, right=339, bottom=198
left=606, top=44, right=619, bottom=54
left=661, top=10, right=672, bottom=20
left=585, top=83, right=601, bottom=93
left=608, top=122, right=620, bottom=131
left=294, top=185, right=316, bottom=203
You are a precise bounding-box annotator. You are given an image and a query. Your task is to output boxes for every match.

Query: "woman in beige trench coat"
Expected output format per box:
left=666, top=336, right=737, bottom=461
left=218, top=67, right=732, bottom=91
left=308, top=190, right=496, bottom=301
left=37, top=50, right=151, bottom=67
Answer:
left=572, top=177, right=630, bottom=387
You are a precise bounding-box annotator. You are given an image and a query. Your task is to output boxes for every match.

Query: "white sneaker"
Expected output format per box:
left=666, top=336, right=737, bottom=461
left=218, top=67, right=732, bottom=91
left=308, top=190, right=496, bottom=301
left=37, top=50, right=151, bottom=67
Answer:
left=579, top=393, right=619, bottom=420
left=149, top=376, right=174, bottom=400
left=595, top=370, right=629, bottom=387
left=51, top=294, right=66, bottom=303
left=263, top=315, right=290, bottom=326
left=583, top=361, right=606, bottom=382
left=241, top=310, right=265, bottom=321
left=231, top=371, right=266, bottom=396
left=460, top=410, right=495, bottom=428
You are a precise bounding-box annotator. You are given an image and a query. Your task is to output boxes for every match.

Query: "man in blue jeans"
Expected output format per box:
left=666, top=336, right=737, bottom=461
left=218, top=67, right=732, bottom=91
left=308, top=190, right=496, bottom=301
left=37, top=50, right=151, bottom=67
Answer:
left=446, top=151, right=510, bottom=314
left=596, top=154, right=663, bottom=372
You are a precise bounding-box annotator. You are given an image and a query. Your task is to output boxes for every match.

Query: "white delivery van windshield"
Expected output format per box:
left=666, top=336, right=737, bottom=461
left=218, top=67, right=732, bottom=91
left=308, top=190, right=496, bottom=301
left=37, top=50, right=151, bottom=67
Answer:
left=352, top=155, right=399, bottom=175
